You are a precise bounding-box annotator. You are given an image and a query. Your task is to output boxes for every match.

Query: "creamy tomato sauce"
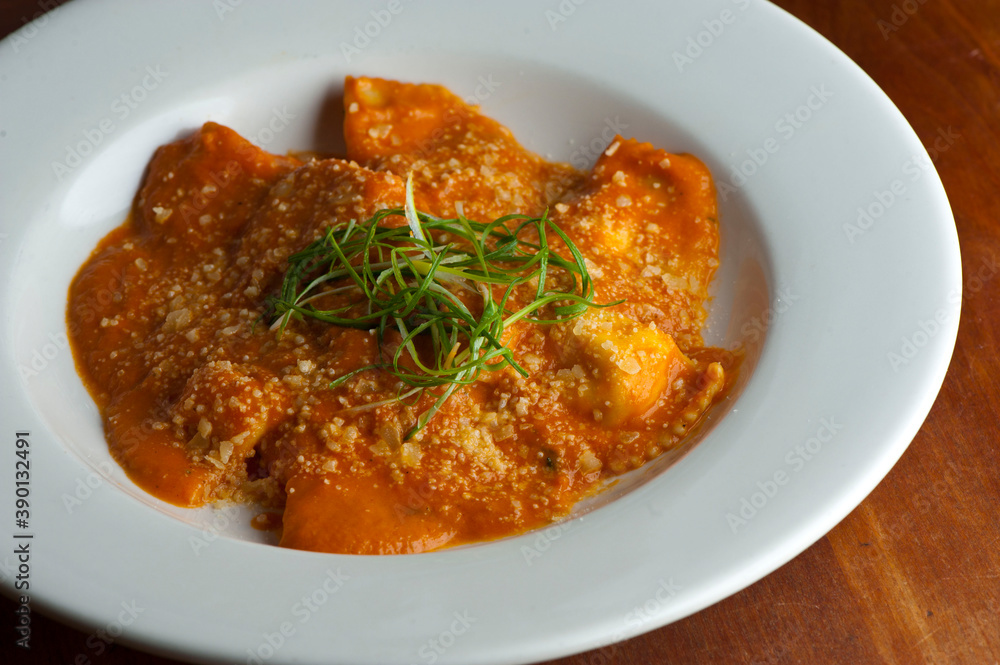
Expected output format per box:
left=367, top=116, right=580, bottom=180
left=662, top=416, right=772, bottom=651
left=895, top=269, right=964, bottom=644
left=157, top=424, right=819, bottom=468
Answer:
left=68, top=76, right=736, bottom=554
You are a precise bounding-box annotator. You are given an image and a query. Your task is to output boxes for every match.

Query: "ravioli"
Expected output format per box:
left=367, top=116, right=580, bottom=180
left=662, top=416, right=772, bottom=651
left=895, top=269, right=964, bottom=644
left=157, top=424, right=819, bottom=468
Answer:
left=67, top=77, right=735, bottom=555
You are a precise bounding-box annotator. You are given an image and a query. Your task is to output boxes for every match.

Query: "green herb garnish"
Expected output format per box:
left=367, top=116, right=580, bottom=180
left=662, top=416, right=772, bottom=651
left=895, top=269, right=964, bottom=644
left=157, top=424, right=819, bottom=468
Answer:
left=266, top=178, right=613, bottom=438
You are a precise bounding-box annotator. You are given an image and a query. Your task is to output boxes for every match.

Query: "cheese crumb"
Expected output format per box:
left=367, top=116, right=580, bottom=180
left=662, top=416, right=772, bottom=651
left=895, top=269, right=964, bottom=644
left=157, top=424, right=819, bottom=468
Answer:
left=152, top=206, right=173, bottom=223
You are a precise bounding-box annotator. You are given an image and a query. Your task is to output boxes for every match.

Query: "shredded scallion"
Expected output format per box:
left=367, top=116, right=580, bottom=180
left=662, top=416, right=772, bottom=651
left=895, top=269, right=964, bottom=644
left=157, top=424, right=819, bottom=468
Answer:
left=266, top=194, right=617, bottom=438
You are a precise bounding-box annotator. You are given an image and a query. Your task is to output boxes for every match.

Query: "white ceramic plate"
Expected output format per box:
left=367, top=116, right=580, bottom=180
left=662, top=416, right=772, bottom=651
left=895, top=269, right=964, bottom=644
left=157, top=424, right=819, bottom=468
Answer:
left=0, top=1, right=960, bottom=663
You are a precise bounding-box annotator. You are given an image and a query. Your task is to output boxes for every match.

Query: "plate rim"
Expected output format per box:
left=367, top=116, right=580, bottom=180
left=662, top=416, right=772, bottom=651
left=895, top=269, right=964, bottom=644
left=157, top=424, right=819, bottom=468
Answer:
left=0, top=1, right=961, bottom=663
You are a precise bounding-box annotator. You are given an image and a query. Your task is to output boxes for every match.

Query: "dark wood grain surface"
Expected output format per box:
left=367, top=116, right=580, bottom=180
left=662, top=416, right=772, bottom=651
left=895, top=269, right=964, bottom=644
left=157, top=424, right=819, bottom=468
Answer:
left=2, top=1, right=998, bottom=663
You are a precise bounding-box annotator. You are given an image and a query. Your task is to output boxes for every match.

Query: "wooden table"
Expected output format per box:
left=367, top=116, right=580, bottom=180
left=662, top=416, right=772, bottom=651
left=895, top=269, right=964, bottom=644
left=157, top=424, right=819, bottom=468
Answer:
left=2, top=1, right=997, bottom=663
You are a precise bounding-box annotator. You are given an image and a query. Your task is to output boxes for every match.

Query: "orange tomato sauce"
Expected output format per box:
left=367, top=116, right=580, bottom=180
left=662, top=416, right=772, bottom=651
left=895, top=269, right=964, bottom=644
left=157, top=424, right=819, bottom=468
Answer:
left=67, top=76, right=736, bottom=554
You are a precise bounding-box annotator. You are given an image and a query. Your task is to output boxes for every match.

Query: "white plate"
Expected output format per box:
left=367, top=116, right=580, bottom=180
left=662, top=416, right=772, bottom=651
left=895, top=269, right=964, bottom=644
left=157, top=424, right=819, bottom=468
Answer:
left=0, top=1, right=960, bottom=663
